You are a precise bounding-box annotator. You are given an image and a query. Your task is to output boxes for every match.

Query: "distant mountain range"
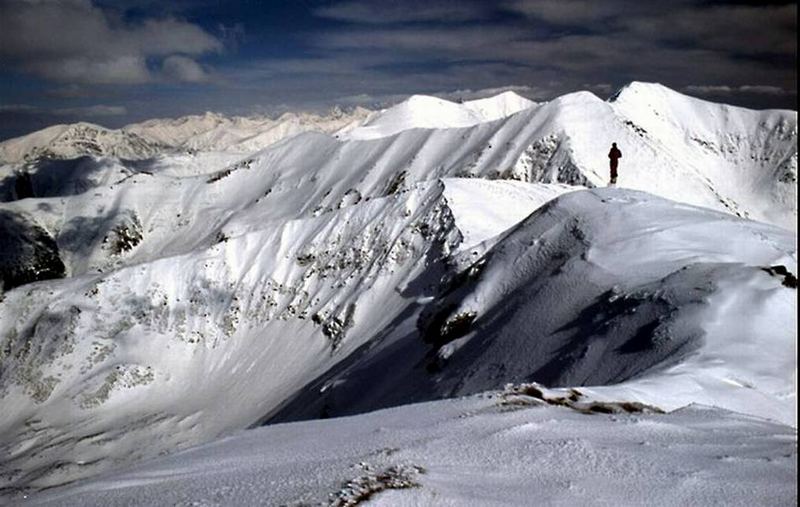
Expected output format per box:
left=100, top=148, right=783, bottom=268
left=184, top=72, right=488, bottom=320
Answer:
left=0, top=107, right=376, bottom=163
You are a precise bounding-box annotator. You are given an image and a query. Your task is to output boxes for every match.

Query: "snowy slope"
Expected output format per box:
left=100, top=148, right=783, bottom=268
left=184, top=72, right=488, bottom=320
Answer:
left=462, top=90, right=537, bottom=121
left=611, top=81, right=797, bottom=230
left=23, top=395, right=797, bottom=507
left=442, top=178, right=575, bottom=252
left=122, top=111, right=234, bottom=147
left=6, top=84, right=792, bottom=286
left=0, top=179, right=467, bottom=492
left=343, top=95, right=486, bottom=140
left=430, top=189, right=797, bottom=423
left=269, top=188, right=796, bottom=428
left=253, top=88, right=795, bottom=229
left=0, top=83, right=796, bottom=499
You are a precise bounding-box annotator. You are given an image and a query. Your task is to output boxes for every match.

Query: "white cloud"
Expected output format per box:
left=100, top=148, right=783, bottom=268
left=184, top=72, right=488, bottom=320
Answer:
left=314, top=0, right=486, bottom=24
left=0, top=0, right=222, bottom=84
left=739, top=85, right=792, bottom=96
left=683, top=85, right=734, bottom=95
left=162, top=55, right=209, bottom=83
left=0, top=102, right=128, bottom=116
left=684, top=85, right=793, bottom=96
left=0, top=104, right=38, bottom=113
left=53, top=104, right=128, bottom=116
left=30, top=56, right=152, bottom=85
left=504, top=0, right=625, bottom=24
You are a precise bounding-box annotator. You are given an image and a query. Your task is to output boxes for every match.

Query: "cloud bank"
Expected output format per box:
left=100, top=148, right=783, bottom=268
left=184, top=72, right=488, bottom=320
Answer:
left=0, top=0, right=795, bottom=140
left=0, top=0, right=221, bottom=84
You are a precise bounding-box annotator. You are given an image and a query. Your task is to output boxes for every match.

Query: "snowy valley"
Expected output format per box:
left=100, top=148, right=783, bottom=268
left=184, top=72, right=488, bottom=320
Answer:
left=0, top=82, right=796, bottom=505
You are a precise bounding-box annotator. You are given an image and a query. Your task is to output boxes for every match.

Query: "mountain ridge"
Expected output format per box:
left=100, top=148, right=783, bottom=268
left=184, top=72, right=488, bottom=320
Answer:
left=0, top=81, right=796, bottom=496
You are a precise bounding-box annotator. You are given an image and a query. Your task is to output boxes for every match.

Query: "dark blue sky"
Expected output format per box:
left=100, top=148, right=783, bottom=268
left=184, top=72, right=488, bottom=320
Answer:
left=0, top=0, right=796, bottom=140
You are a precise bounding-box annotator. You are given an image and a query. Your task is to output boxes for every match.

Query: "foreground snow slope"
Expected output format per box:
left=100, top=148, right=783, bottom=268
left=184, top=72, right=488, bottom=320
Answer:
left=24, top=393, right=797, bottom=507
left=0, top=176, right=572, bottom=492
left=436, top=189, right=796, bottom=423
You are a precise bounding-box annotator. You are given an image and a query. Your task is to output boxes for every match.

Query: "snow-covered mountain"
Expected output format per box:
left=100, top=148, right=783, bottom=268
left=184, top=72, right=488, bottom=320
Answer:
left=0, top=92, right=536, bottom=163
left=610, top=82, right=797, bottom=230
left=341, top=90, right=537, bottom=141
left=0, top=123, right=168, bottom=164
left=0, top=82, right=796, bottom=500
left=0, top=107, right=376, bottom=164
left=124, top=107, right=375, bottom=153
left=462, top=90, right=538, bottom=121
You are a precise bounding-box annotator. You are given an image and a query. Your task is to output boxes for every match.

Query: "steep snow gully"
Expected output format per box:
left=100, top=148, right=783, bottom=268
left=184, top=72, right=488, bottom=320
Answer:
left=0, top=82, right=796, bottom=502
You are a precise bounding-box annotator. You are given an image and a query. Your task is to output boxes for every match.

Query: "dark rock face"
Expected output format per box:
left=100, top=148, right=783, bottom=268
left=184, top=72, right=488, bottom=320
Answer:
left=0, top=211, right=65, bottom=291
left=0, top=157, right=110, bottom=202
left=13, top=171, right=34, bottom=200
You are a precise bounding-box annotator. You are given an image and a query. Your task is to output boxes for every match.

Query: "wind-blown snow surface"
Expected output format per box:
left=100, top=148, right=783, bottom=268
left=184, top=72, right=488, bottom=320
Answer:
left=0, top=83, right=797, bottom=501
left=22, top=395, right=797, bottom=507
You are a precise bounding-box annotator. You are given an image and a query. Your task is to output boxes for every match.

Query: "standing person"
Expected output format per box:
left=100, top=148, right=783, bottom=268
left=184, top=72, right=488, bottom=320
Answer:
left=608, top=142, right=622, bottom=185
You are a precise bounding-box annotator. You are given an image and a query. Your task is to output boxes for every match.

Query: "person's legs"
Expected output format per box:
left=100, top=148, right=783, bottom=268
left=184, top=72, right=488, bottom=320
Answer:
left=610, top=161, right=618, bottom=184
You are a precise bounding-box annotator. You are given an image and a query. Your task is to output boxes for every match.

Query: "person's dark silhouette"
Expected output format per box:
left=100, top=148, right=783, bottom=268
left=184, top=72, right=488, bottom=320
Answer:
left=608, top=143, right=622, bottom=185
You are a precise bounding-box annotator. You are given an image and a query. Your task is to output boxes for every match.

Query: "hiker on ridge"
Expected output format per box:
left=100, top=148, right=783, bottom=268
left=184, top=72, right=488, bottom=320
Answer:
left=608, top=142, right=622, bottom=185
